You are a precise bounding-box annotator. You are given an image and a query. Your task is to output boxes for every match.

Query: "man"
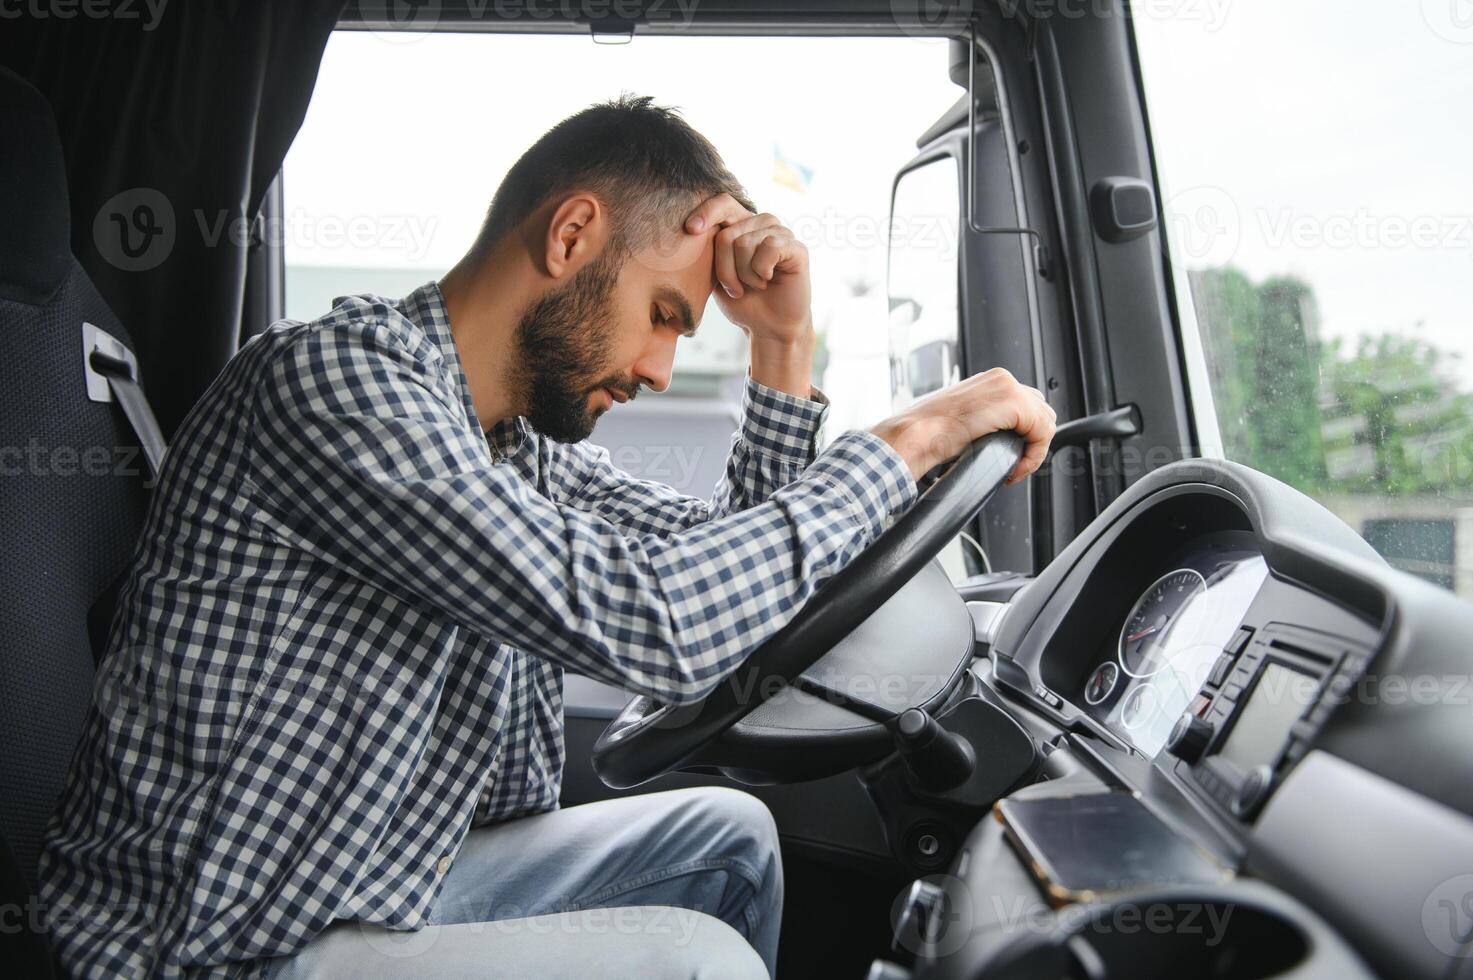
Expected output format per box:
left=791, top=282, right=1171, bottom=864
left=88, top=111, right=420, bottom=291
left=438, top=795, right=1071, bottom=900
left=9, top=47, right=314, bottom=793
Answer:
left=41, top=96, right=1055, bottom=978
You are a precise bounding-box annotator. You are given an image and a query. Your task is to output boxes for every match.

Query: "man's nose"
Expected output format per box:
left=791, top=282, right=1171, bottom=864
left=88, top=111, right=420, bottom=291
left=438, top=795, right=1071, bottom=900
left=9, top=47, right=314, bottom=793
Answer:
left=632, top=329, right=679, bottom=393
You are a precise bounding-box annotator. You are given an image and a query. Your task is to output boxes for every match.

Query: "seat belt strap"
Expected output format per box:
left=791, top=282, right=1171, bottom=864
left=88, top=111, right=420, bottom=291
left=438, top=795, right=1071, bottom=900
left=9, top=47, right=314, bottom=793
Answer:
left=82, top=322, right=167, bottom=479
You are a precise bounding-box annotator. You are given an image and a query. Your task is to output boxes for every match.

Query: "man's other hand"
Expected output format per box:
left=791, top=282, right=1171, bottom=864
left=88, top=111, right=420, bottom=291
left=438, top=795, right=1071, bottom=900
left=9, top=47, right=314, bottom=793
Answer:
left=683, top=194, right=813, bottom=348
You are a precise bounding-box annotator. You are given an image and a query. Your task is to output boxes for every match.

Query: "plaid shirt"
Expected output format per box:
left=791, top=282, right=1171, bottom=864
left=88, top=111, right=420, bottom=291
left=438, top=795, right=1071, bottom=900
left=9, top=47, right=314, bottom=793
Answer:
left=40, top=282, right=915, bottom=977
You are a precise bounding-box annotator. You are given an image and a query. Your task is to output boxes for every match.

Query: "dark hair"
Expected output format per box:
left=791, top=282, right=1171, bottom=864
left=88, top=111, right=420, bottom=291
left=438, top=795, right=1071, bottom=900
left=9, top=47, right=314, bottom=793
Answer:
left=474, top=94, right=753, bottom=260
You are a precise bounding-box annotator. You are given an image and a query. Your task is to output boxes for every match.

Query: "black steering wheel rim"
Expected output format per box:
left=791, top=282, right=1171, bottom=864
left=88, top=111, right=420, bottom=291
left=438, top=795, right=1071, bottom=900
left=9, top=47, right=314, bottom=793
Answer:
left=592, top=430, right=1025, bottom=790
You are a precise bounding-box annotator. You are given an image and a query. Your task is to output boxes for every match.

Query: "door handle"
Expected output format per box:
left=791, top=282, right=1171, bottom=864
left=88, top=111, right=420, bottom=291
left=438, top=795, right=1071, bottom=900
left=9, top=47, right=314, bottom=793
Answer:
left=1051, top=404, right=1140, bottom=449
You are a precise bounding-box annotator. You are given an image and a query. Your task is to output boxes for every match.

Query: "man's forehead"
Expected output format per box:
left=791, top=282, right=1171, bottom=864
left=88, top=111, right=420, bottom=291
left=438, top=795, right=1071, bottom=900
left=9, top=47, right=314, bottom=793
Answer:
left=632, top=223, right=716, bottom=279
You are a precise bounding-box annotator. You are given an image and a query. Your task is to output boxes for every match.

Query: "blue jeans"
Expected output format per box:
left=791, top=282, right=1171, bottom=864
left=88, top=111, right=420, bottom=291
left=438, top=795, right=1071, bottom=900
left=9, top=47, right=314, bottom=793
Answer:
left=261, top=787, right=783, bottom=978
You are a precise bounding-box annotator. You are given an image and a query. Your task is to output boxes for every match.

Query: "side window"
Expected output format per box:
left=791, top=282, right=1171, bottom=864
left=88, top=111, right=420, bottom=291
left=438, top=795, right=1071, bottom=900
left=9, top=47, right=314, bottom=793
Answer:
left=888, top=154, right=986, bottom=581
left=1136, top=7, right=1473, bottom=598
left=888, top=156, right=962, bottom=409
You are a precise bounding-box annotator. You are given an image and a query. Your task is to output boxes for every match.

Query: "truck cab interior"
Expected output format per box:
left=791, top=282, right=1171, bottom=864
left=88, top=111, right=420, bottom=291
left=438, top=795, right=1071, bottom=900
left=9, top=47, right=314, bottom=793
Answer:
left=3, top=2, right=1472, bottom=978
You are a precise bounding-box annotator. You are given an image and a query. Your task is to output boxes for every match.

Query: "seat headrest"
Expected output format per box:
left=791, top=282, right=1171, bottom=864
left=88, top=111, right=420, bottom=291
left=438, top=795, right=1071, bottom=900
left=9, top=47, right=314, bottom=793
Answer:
left=0, top=67, right=72, bottom=306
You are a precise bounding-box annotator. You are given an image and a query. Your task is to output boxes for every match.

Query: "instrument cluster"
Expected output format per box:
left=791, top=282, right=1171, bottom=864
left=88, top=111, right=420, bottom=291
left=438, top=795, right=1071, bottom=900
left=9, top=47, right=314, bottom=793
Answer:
left=1079, top=535, right=1269, bottom=755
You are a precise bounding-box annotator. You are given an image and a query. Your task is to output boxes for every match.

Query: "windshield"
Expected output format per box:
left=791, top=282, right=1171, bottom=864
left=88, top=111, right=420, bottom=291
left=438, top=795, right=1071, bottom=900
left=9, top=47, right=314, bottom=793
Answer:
left=1136, top=4, right=1473, bottom=598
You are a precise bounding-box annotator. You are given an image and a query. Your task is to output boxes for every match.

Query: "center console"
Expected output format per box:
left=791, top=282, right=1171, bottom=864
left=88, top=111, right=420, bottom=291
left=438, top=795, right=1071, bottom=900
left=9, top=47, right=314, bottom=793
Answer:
left=870, top=754, right=1378, bottom=980
left=867, top=616, right=1382, bottom=980
left=1163, top=622, right=1372, bottom=823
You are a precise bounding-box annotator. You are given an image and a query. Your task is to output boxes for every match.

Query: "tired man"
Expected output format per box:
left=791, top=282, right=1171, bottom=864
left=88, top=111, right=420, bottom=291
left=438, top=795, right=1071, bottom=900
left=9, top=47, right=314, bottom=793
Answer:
left=41, top=96, right=1056, bottom=978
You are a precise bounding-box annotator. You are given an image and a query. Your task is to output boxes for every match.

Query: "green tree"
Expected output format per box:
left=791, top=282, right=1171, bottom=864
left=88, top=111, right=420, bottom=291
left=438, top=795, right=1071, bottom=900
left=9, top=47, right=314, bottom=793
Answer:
left=1191, top=265, right=1473, bottom=498
left=1188, top=269, right=1326, bottom=490
left=1319, top=333, right=1473, bottom=495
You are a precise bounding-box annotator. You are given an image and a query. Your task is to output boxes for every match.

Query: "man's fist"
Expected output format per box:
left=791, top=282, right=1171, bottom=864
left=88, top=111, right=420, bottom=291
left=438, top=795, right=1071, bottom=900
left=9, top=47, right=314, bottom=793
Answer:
left=683, top=194, right=813, bottom=347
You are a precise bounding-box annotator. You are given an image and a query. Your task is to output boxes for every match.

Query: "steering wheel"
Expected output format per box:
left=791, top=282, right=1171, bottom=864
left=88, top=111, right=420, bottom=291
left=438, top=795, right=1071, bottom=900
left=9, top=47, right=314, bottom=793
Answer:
left=592, top=430, right=1025, bottom=789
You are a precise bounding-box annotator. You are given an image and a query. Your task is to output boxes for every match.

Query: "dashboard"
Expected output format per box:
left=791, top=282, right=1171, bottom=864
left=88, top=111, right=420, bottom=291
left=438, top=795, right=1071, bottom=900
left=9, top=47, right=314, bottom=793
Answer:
left=911, top=461, right=1473, bottom=980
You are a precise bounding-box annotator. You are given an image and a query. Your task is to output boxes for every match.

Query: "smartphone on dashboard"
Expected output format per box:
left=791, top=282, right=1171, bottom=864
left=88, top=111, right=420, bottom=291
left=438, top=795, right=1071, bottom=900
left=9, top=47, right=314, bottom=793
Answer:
left=995, top=793, right=1228, bottom=906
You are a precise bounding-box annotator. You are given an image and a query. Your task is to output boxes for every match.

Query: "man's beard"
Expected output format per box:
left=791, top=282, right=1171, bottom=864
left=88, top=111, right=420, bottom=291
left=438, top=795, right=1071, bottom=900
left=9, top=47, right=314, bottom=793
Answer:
left=512, top=252, right=639, bottom=443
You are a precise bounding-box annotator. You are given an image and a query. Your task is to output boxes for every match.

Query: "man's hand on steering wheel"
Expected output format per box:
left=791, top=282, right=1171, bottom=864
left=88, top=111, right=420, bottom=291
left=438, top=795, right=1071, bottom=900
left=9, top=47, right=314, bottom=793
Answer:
left=871, top=368, right=1057, bottom=485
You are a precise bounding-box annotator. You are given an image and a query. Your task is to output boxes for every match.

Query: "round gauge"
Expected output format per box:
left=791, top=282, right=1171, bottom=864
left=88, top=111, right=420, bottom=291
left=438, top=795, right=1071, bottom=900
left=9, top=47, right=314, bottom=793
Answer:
left=1084, top=661, right=1120, bottom=705
left=1118, top=568, right=1208, bottom=678
left=1119, top=685, right=1160, bottom=731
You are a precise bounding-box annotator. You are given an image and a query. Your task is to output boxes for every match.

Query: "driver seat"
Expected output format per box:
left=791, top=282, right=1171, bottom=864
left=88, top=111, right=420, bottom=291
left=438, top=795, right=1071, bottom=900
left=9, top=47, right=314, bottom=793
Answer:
left=0, top=67, right=158, bottom=975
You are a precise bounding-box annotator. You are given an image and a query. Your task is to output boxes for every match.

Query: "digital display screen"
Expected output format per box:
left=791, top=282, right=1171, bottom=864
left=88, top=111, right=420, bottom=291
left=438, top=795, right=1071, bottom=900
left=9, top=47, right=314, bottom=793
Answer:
left=1217, top=662, right=1319, bottom=771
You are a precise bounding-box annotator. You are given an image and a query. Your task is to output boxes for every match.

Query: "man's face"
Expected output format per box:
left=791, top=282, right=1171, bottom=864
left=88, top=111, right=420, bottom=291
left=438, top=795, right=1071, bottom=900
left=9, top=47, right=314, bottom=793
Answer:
left=514, top=229, right=716, bottom=443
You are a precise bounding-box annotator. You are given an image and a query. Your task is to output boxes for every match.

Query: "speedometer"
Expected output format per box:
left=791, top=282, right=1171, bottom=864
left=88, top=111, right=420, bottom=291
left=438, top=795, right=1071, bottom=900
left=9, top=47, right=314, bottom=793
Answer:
left=1118, top=568, right=1207, bottom=678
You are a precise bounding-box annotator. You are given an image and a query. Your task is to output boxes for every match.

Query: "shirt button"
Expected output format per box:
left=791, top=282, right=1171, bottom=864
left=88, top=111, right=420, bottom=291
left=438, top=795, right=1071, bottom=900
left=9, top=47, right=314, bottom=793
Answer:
left=437, top=855, right=452, bottom=875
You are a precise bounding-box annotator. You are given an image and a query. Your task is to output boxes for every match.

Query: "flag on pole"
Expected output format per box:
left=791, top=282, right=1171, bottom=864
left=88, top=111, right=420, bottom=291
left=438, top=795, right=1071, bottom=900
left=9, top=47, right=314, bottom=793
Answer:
left=772, top=144, right=813, bottom=194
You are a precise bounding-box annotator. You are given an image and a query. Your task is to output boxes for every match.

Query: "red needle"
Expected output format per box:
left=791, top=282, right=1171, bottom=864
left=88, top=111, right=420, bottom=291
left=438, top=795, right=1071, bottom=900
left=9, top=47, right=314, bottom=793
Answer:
left=1127, top=626, right=1159, bottom=642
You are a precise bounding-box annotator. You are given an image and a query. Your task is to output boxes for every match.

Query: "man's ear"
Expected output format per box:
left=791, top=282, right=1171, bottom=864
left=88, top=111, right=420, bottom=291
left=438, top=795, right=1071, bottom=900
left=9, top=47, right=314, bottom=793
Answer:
left=543, top=192, right=606, bottom=281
